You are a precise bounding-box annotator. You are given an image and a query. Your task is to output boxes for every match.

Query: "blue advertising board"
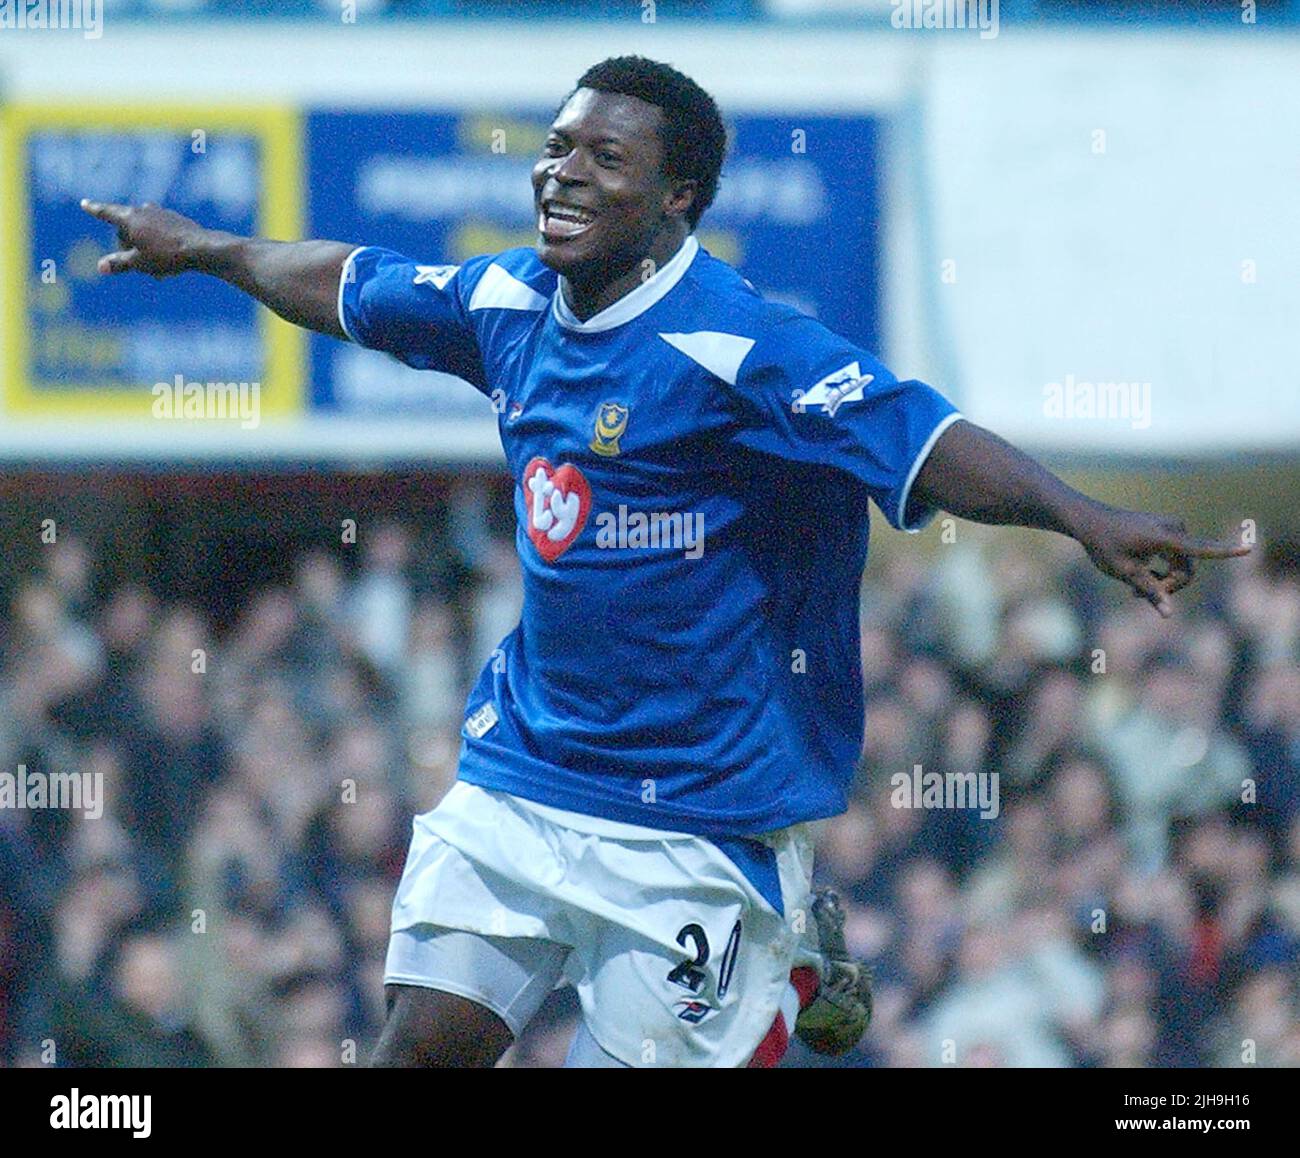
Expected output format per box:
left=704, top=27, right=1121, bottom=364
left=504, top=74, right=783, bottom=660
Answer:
left=305, top=109, right=881, bottom=417
left=6, top=104, right=881, bottom=442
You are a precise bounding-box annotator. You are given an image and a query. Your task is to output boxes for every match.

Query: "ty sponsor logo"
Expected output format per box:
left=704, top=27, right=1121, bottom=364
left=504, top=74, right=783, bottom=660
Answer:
left=522, top=458, right=591, bottom=562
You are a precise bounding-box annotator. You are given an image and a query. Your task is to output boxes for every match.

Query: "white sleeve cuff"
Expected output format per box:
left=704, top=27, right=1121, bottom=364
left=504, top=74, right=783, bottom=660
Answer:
left=896, top=411, right=964, bottom=533
left=336, top=245, right=368, bottom=343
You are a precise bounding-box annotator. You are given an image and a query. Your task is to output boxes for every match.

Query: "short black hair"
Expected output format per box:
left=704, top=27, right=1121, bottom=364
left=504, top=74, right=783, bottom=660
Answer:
left=568, top=55, right=727, bottom=230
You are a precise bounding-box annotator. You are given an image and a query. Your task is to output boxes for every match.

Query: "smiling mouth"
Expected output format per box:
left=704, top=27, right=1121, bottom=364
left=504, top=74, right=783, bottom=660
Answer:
left=538, top=199, right=597, bottom=242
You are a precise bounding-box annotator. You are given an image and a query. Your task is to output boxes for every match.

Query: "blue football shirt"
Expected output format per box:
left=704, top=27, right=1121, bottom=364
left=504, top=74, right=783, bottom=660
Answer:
left=339, top=235, right=962, bottom=838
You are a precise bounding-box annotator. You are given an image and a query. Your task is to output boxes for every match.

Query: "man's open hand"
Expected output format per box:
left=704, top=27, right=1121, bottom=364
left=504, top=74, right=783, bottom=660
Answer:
left=1074, top=505, right=1250, bottom=618
left=80, top=199, right=209, bottom=278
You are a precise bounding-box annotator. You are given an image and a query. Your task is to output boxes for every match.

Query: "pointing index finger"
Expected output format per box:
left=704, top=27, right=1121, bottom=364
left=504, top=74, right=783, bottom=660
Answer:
left=80, top=199, right=128, bottom=226
left=1168, top=534, right=1253, bottom=560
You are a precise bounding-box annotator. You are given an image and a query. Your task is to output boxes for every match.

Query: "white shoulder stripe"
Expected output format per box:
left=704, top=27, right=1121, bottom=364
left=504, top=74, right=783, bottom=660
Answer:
left=468, top=263, right=549, bottom=313
left=658, top=331, right=757, bottom=387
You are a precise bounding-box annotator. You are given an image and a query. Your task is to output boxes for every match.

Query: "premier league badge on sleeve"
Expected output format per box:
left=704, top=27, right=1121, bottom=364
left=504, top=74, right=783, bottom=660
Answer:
left=589, top=401, right=630, bottom=457
left=412, top=265, right=459, bottom=289
left=800, top=362, right=874, bottom=418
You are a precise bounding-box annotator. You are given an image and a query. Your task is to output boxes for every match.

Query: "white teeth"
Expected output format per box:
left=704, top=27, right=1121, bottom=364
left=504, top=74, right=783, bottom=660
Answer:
left=539, top=203, right=595, bottom=241
left=544, top=202, right=594, bottom=224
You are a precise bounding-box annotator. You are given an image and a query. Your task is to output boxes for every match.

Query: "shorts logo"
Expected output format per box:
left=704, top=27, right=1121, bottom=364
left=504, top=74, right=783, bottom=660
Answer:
left=522, top=457, right=591, bottom=562
left=674, top=999, right=715, bottom=1024
left=589, top=401, right=629, bottom=457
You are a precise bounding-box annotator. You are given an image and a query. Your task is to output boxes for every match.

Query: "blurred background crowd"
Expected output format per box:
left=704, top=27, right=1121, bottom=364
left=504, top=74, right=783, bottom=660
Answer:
left=0, top=482, right=1294, bottom=1068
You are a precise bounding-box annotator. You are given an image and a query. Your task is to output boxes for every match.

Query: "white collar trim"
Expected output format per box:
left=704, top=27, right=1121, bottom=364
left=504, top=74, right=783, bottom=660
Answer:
left=552, top=235, right=699, bottom=333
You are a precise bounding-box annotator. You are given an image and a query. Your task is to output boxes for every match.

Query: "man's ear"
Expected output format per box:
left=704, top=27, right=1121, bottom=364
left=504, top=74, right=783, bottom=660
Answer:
left=665, top=180, right=697, bottom=222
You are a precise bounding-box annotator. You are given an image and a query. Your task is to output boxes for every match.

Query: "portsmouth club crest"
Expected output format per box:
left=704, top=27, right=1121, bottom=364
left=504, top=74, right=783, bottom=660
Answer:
left=589, top=401, right=629, bottom=457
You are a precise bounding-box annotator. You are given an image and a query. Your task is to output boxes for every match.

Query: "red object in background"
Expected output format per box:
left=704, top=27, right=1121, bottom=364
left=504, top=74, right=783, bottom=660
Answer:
left=1187, top=917, right=1224, bottom=987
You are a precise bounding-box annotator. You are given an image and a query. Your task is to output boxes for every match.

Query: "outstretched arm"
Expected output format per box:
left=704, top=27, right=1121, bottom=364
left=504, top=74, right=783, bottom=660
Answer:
left=909, top=418, right=1250, bottom=617
left=81, top=200, right=353, bottom=339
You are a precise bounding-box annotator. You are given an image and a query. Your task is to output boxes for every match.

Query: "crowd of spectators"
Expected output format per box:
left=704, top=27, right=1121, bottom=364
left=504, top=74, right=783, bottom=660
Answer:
left=0, top=498, right=1295, bottom=1068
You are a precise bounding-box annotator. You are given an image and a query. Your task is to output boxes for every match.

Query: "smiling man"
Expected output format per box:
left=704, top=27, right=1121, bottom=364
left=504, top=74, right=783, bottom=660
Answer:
left=82, top=55, right=1247, bottom=1069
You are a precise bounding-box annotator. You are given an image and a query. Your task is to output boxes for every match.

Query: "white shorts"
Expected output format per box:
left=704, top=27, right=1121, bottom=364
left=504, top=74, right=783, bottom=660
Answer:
left=384, top=781, right=817, bottom=1068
